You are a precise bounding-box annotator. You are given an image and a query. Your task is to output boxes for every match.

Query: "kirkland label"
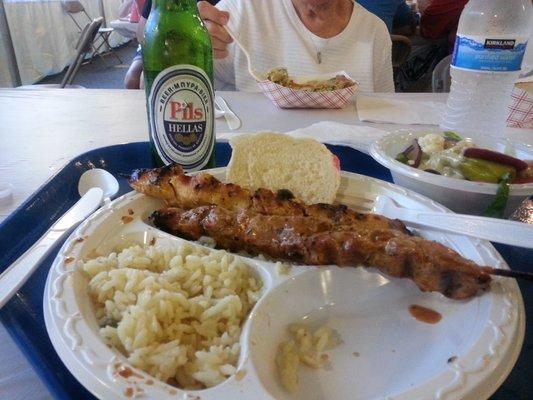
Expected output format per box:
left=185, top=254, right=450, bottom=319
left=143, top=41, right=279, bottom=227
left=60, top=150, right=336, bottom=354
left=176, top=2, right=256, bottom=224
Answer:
left=148, top=65, right=214, bottom=171
left=452, top=34, right=528, bottom=72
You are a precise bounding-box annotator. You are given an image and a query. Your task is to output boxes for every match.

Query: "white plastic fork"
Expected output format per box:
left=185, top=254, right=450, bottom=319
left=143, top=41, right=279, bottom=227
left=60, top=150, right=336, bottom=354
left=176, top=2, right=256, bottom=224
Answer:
left=214, top=107, right=225, bottom=119
left=215, top=96, right=241, bottom=130
left=362, top=194, right=533, bottom=249
left=223, top=25, right=265, bottom=82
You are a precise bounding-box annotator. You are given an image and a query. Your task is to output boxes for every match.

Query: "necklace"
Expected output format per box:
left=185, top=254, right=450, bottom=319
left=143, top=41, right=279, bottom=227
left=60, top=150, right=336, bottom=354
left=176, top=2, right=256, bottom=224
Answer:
left=300, top=3, right=353, bottom=64
left=307, top=34, right=330, bottom=64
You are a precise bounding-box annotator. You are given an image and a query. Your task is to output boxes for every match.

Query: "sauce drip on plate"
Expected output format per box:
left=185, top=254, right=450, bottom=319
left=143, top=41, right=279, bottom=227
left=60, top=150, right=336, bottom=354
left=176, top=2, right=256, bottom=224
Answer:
left=409, top=304, right=442, bottom=324
left=118, top=367, right=134, bottom=378
left=117, top=365, right=142, bottom=379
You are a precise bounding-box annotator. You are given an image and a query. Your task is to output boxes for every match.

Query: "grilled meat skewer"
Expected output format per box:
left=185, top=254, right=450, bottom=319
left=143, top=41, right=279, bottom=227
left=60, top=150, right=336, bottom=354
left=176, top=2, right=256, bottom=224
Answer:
left=129, top=165, right=410, bottom=234
left=152, top=206, right=491, bottom=300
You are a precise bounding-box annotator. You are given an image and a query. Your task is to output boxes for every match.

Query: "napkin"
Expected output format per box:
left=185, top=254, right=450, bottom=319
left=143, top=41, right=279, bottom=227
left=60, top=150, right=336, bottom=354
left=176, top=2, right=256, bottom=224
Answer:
left=356, top=95, right=444, bottom=125
left=217, top=121, right=389, bottom=154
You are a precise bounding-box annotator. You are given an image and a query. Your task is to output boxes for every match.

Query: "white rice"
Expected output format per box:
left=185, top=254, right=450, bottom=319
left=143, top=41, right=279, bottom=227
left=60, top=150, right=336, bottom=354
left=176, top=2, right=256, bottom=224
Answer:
left=81, top=242, right=262, bottom=389
left=276, top=323, right=341, bottom=393
left=275, top=261, right=291, bottom=276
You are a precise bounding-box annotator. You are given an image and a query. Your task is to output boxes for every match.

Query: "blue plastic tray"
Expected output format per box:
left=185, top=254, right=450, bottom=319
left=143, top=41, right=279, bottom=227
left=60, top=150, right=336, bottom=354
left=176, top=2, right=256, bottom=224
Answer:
left=0, top=142, right=530, bottom=399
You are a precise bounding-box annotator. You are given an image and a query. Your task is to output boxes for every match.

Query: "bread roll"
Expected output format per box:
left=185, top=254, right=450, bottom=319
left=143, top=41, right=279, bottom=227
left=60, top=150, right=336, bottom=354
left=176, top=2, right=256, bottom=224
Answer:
left=226, top=132, right=341, bottom=204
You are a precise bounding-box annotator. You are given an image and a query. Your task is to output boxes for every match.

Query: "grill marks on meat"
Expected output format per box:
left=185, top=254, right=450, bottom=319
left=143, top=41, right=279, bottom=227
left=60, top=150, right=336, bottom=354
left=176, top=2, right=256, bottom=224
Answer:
left=130, top=166, right=491, bottom=299
left=128, top=166, right=410, bottom=235
left=128, top=165, right=182, bottom=203
left=152, top=206, right=491, bottom=300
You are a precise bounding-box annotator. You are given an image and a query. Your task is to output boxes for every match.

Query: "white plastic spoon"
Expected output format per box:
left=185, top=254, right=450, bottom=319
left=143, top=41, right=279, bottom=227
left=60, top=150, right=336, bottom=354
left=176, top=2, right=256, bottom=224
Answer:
left=0, top=168, right=119, bottom=308
left=78, top=168, right=119, bottom=201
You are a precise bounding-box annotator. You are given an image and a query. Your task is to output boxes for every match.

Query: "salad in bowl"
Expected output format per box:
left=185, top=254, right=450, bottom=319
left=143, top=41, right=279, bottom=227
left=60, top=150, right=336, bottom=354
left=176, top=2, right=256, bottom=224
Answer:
left=369, top=131, right=533, bottom=217
left=395, top=131, right=532, bottom=184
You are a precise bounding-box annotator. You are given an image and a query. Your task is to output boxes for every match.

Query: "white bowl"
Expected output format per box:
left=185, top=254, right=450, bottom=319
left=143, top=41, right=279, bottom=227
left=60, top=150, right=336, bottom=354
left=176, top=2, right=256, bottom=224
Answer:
left=369, top=131, right=533, bottom=216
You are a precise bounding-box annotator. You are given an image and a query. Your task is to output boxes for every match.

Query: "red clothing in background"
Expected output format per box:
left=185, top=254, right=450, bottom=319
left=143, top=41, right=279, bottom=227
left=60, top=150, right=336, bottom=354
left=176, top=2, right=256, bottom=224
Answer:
left=420, top=0, right=469, bottom=51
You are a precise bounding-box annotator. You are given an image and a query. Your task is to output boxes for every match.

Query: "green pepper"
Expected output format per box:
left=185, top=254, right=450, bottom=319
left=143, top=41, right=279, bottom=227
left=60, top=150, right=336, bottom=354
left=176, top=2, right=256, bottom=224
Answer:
left=443, top=131, right=463, bottom=141
left=483, top=173, right=511, bottom=218
left=395, top=153, right=409, bottom=164
left=458, top=158, right=516, bottom=183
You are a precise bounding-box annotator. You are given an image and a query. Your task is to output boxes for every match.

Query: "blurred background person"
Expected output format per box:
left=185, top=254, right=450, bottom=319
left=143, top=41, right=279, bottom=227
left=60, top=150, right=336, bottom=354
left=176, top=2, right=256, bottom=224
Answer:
left=356, top=0, right=416, bottom=35
left=419, top=0, right=470, bottom=52
left=124, top=0, right=149, bottom=89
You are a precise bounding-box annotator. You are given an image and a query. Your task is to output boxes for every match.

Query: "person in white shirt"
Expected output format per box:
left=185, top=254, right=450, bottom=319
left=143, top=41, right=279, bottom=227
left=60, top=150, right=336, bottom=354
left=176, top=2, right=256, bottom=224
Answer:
left=199, top=0, right=394, bottom=93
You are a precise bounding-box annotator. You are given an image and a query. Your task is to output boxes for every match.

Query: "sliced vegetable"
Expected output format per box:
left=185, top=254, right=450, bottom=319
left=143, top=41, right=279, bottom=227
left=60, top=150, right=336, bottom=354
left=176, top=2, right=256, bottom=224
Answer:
left=464, top=148, right=528, bottom=171
left=443, top=131, right=463, bottom=141
left=395, top=139, right=422, bottom=167
left=410, top=139, right=423, bottom=168
left=483, top=173, right=511, bottom=218
left=514, top=161, right=533, bottom=184
left=458, top=158, right=516, bottom=183
left=443, top=138, right=459, bottom=149
left=395, top=153, right=409, bottom=164
left=514, top=176, right=533, bottom=184
left=394, top=132, right=531, bottom=185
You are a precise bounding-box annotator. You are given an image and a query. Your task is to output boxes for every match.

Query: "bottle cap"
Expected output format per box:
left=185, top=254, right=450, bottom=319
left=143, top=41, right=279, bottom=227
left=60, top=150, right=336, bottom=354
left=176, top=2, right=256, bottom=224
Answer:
left=0, top=183, right=13, bottom=206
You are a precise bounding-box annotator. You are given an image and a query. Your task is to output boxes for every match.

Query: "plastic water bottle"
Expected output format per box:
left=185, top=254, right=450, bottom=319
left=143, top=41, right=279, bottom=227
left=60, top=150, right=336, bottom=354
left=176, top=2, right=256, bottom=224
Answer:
left=440, top=0, right=532, bottom=138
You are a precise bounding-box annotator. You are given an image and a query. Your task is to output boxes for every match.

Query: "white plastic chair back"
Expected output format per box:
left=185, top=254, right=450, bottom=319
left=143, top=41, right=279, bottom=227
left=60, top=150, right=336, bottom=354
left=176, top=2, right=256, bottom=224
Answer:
left=432, top=54, right=452, bottom=93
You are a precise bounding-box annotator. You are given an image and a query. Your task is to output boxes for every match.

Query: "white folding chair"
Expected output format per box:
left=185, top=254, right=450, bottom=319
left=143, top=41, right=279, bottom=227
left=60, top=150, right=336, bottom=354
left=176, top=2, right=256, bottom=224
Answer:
left=61, top=17, right=104, bottom=87
left=61, top=0, right=122, bottom=64
left=18, top=18, right=103, bottom=89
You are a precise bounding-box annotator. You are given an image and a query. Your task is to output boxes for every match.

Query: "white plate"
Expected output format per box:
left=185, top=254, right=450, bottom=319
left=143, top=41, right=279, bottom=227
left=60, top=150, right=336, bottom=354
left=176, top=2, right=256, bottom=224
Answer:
left=44, top=169, right=525, bottom=400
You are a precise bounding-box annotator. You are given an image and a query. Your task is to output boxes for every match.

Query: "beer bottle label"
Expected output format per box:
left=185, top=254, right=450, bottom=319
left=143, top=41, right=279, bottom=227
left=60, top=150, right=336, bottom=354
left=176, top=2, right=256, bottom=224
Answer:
left=148, top=65, right=215, bottom=171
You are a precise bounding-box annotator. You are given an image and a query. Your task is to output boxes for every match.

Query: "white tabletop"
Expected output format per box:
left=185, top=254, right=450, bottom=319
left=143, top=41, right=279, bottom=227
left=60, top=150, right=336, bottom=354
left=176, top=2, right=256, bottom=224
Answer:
left=0, top=89, right=531, bottom=399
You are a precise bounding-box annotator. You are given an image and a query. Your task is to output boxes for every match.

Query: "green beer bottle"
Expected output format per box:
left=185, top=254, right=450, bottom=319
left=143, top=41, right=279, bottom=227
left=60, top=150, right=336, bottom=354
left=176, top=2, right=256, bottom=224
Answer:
left=143, top=0, right=216, bottom=171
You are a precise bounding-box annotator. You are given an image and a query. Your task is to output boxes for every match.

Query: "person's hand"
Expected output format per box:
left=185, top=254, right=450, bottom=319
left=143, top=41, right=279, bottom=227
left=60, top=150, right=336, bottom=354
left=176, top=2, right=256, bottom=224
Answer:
left=198, top=1, right=233, bottom=58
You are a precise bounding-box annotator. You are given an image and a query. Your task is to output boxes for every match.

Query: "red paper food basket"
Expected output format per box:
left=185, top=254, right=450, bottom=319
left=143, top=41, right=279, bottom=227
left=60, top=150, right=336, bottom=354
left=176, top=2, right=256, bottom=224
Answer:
left=507, top=84, right=533, bottom=129
left=257, top=72, right=359, bottom=109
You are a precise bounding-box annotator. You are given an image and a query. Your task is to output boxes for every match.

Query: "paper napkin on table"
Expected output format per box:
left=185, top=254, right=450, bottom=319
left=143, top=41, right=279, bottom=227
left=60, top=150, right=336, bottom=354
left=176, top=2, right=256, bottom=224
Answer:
left=216, top=121, right=389, bottom=154
left=356, top=95, right=444, bottom=125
